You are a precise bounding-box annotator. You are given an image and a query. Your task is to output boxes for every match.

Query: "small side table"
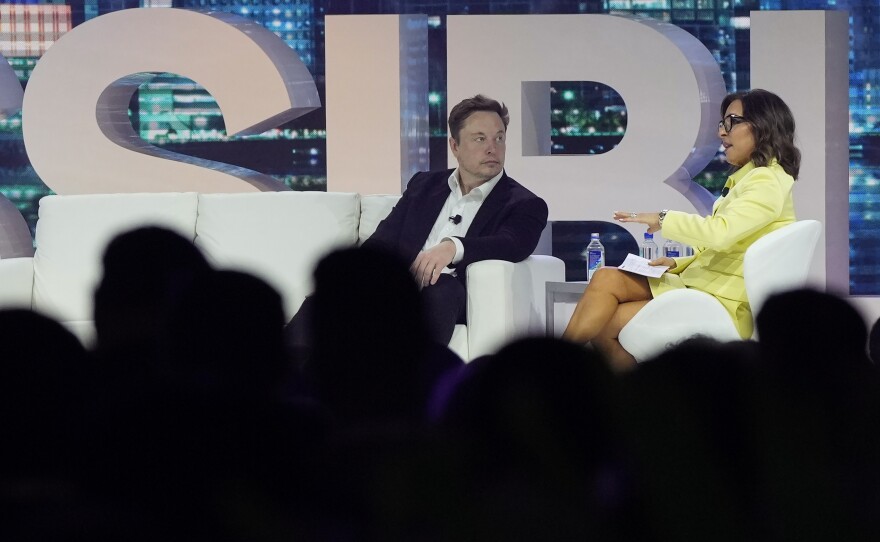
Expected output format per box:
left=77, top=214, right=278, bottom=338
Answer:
left=545, top=281, right=588, bottom=336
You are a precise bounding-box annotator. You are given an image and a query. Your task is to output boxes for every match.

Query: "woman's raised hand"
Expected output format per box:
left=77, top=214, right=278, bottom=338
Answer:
left=613, top=211, right=662, bottom=233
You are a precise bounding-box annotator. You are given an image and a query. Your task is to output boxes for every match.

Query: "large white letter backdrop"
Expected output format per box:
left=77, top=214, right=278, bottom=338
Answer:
left=3, top=9, right=851, bottom=297
left=447, top=14, right=726, bottom=221
left=22, top=8, right=320, bottom=195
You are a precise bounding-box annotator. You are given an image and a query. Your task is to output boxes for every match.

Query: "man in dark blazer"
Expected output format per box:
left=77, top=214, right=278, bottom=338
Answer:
left=361, top=94, right=548, bottom=345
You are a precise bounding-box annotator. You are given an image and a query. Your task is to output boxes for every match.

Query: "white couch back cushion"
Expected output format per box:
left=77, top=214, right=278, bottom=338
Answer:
left=195, top=191, right=360, bottom=318
left=33, top=193, right=200, bottom=323
left=358, top=194, right=400, bottom=245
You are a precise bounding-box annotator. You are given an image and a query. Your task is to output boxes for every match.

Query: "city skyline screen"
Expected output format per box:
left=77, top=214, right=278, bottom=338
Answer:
left=0, top=0, right=877, bottom=293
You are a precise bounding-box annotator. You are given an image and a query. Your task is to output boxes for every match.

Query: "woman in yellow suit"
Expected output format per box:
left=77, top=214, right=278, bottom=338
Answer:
left=563, top=89, right=800, bottom=371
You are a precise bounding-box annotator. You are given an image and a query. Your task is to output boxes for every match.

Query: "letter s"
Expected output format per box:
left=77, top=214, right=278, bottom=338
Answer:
left=22, top=8, right=320, bottom=195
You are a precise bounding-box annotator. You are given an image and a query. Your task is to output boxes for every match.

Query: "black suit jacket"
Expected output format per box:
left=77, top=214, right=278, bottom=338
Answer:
left=362, top=169, right=549, bottom=286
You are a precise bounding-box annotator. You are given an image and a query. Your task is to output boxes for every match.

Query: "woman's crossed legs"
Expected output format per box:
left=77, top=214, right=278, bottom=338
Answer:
left=562, top=267, right=653, bottom=371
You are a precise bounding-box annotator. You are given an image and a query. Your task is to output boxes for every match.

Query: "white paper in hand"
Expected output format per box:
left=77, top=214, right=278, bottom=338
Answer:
left=617, top=253, right=669, bottom=278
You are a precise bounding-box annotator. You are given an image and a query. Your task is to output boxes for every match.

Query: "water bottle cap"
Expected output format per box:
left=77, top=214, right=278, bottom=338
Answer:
left=644, top=232, right=653, bottom=239
left=590, top=233, right=600, bottom=239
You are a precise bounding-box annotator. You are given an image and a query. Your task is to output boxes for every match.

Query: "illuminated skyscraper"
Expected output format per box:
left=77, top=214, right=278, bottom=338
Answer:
left=605, top=0, right=738, bottom=90
left=0, top=3, right=71, bottom=58
left=0, top=4, right=72, bottom=228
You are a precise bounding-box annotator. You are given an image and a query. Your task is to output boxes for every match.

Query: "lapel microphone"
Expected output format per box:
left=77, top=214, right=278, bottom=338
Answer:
left=721, top=187, right=730, bottom=197
left=449, top=214, right=462, bottom=225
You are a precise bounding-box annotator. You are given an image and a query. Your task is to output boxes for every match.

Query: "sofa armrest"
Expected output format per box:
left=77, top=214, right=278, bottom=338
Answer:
left=0, top=257, right=34, bottom=309
left=465, top=255, right=565, bottom=359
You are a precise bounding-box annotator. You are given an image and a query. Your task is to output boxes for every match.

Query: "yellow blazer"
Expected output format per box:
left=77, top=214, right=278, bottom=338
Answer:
left=648, top=160, right=796, bottom=338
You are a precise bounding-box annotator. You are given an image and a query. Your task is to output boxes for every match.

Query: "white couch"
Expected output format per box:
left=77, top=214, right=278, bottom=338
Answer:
left=0, top=191, right=564, bottom=361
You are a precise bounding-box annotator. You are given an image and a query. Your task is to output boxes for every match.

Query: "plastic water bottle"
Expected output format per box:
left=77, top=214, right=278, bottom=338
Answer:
left=586, top=233, right=605, bottom=282
left=663, top=238, right=682, bottom=258
left=640, top=232, right=659, bottom=261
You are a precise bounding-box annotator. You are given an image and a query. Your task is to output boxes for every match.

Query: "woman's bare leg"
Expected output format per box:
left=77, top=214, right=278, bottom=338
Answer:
left=562, top=268, right=652, bottom=343
left=593, top=300, right=651, bottom=372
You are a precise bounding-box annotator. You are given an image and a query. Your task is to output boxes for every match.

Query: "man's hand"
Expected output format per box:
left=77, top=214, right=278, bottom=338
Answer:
left=411, top=240, right=456, bottom=288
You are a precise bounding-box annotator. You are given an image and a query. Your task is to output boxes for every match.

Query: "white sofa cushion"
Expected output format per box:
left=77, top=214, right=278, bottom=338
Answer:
left=195, top=191, right=361, bottom=319
left=0, top=257, right=35, bottom=309
left=358, top=194, right=400, bottom=245
left=32, top=192, right=199, bottom=324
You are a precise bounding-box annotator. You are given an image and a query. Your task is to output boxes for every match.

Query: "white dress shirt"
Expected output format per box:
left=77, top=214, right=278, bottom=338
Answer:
left=422, top=169, right=504, bottom=275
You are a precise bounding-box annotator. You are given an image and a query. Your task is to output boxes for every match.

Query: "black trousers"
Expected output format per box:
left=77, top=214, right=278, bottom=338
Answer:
left=284, top=273, right=466, bottom=349
left=421, top=273, right=467, bottom=346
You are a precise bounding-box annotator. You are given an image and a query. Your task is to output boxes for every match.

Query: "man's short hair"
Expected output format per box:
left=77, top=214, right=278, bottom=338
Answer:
left=448, top=94, right=510, bottom=143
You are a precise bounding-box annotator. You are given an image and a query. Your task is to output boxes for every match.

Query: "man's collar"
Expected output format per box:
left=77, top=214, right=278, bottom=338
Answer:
left=448, top=169, right=505, bottom=199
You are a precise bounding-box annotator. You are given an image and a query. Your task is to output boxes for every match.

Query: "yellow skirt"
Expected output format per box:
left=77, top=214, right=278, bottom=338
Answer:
left=647, top=274, right=753, bottom=339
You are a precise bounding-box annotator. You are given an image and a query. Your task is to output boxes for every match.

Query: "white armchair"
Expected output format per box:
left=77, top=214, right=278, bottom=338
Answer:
left=618, top=220, right=822, bottom=361
left=456, top=255, right=565, bottom=360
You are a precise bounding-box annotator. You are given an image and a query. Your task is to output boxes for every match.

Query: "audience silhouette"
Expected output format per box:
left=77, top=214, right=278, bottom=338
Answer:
left=438, top=337, right=648, bottom=540
left=622, top=338, right=766, bottom=540
left=0, top=309, right=89, bottom=477
left=3, top=227, right=880, bottom=540
left=156, top=268, right=289, bottom=402
left=756, top=289, right=880, bottom=540
left=302, top=245, right=462, bottom=429
left=869, top=316, right=880, bottom=364
left=93, top=226, right=211, bottom=366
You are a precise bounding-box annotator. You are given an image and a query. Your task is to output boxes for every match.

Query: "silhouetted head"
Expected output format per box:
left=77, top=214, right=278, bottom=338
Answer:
left=625, top=337, right=765, bottom=538
left=757, top=288, right=868, bottom=370
left=94, top=226, right=210, bottom=354
left=0, top=309, right=89, bottom=473
left=0, top=309, right=87, bottom=405
left=437, top=337, right=640, bottom=538
left=307, top=246, right=429, bottom=425
left=157, top=269, right=287, bottom=401
left=441, top=337, right=619, bottom=473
